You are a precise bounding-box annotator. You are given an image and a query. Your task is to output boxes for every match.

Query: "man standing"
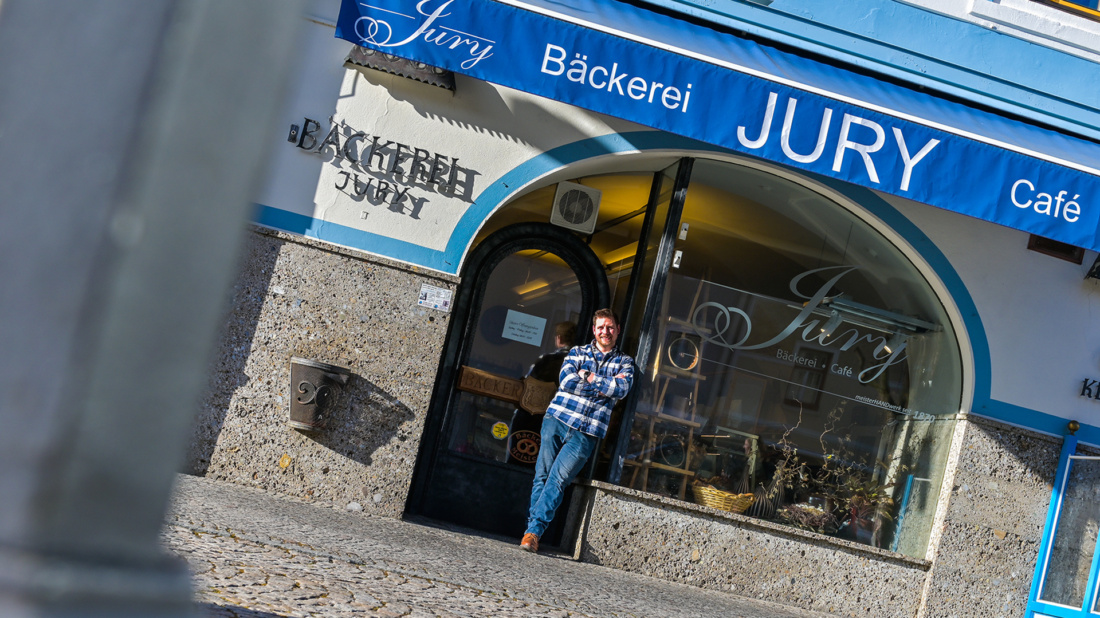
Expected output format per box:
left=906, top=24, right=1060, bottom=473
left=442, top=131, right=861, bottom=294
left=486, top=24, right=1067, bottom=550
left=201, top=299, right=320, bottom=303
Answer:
left=521, top=308, right=634, bottom=553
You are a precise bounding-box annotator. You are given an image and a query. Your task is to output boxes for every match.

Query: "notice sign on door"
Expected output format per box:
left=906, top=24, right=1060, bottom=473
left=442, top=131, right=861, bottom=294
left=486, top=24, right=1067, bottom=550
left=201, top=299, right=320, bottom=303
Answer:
left=502, top=310, right=546, bottom=346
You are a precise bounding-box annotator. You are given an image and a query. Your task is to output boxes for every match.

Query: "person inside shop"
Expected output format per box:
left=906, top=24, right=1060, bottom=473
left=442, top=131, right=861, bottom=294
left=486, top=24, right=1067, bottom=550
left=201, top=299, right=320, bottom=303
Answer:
left=506, top=321, right=577, bottom=467
left=520, top=309, right=634, bottom=553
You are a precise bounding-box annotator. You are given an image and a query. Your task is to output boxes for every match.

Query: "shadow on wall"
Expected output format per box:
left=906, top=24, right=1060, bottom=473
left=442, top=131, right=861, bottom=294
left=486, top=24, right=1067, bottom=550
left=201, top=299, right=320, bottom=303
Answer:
left=185, top=231, right=419, bottom=478
left=301, top=373, right=415, bottom=467
left=187, top=235, right=282, bottom=475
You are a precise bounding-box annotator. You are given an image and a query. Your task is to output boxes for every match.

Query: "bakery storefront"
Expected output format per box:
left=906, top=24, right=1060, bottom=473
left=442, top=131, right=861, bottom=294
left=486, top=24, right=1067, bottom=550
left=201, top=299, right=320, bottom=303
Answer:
left=408, top=155, right=963, bottom=562
left=190, top=1, right=1100, bottom=616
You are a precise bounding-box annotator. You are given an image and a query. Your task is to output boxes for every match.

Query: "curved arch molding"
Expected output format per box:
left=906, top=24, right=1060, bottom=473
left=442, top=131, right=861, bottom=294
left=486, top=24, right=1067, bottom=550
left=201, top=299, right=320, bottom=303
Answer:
left=254, top=130, right=1080, bottom=438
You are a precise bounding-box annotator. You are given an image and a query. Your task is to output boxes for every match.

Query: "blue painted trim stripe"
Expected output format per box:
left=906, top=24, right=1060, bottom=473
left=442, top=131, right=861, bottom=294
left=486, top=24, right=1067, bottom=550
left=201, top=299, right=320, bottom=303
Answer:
left=254, top=204, right=447, bottom=271
left=975, top=399, right=1100, bottom=445
left=632, top=0, right=1100, bottom=144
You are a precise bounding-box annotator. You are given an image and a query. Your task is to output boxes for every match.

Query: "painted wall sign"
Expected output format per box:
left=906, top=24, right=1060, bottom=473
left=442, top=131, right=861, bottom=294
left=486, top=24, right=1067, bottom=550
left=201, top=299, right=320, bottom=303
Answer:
left=290, top=116, right=479, bottom=221
left=335, top=0, right=1100, bottom=253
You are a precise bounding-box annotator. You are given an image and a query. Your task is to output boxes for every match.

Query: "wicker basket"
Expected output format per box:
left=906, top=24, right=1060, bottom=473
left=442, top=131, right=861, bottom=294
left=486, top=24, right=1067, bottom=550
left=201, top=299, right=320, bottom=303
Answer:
left=692, top=484, right=755, bottom=514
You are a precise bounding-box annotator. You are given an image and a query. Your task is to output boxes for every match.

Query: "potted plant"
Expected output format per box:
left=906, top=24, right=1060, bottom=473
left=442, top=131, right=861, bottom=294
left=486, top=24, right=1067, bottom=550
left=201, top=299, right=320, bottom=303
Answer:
left=777, top=501, right=842, bottom=535
left=841, top=474, right=896, bottom=546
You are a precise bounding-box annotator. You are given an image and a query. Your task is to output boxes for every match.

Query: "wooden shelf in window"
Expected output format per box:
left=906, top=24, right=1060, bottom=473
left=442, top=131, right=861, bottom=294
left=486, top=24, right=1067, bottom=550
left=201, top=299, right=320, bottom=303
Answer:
left=647, top=462, right=697, bottom=476
left=635, top=411, right=702, bottom=428
left=657, top=365, right=707, bottom=381
left=666, top=316, right=712, bottom=335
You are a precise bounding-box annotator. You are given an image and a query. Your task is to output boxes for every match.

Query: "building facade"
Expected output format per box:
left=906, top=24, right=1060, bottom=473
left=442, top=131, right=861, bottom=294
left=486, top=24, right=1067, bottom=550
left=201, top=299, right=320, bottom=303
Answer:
left=186, top=1, right=1100, bottom=616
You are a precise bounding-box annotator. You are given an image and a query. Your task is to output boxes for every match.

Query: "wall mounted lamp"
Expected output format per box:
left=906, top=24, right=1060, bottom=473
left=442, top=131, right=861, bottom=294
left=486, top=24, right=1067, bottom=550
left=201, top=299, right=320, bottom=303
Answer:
left=1086, top=254, right=1100, bottom=280
left=288, top=357, right=352, bottom=432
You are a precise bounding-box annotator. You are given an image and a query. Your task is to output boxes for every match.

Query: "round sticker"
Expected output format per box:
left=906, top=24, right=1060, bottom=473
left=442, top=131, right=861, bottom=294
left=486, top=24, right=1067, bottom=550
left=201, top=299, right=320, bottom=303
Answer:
left=509, top=430, right=541, bottom=464
left=491, top=421, right=510, bottom=440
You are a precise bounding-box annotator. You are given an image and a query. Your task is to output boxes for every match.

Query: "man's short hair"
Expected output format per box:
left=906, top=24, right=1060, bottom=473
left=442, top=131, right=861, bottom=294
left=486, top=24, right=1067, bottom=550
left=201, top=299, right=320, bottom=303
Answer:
left=554, top=321, right=577, bottom=345
left=592, top=308, right=619, bottom=328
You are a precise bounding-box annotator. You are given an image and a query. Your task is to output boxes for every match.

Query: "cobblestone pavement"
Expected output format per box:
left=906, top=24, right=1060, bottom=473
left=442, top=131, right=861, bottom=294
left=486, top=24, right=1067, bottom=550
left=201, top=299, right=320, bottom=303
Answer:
left=164, top=475, right=832, bottom=617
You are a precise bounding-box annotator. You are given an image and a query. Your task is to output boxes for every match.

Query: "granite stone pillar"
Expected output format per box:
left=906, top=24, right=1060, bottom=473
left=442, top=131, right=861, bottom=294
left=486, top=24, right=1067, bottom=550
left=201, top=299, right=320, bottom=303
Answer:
left=0, top=1, right=304, bottom=615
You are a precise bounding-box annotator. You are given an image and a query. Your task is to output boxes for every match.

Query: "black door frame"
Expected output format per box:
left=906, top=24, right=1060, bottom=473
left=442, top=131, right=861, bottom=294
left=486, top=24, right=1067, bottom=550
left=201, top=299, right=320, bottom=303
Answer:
left=406, top=222, right=610, bottom=524
left=607, top=158, right=694, bottom=484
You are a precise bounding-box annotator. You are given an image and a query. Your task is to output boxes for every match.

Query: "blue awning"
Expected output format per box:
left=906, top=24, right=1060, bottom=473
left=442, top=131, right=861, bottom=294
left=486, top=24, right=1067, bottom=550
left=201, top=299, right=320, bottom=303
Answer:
left=337, top=0, right=1100, bottom=252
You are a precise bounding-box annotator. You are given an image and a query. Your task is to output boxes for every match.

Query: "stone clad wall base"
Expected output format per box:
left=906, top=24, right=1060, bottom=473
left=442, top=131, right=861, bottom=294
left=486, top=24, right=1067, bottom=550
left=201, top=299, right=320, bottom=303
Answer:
left=186, top=229, right=456, bottom=517
left=577, top=483, right=930, bottom=617
left=576, top=416, right=1068, bottom=617
left=918, top=417, right=1062, bottom=617
left=184, top=227, right=1076, bottom=616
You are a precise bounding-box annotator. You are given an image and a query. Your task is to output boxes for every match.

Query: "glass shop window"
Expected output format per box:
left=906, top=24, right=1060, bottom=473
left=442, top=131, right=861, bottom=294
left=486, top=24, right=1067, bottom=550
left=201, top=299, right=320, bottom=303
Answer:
left=618, top=160, right=962, bottom=558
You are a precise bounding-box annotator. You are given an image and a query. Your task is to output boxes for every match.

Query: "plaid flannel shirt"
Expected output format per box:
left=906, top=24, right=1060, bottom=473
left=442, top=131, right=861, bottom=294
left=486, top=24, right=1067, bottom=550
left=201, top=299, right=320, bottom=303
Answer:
left=546, top=341, right=635, bottom=439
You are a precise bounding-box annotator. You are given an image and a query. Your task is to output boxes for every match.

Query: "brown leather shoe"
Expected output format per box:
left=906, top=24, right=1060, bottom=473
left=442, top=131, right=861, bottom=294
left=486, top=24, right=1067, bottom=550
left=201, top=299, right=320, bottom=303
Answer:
left=520, top=532, right=539, bottom=553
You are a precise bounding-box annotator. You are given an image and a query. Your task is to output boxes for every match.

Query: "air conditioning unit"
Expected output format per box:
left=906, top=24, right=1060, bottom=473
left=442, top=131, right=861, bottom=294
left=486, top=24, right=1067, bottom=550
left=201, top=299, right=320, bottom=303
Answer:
left=550, top=181, right=601, bottom=234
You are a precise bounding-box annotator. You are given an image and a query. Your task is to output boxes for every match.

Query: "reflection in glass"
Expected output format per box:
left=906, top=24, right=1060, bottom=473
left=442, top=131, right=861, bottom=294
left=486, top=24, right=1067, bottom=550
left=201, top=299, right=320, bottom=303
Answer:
left=621, top=165, right=678, bottom=354
left=1039, top=456, right=1100, bottom=609
left=618, top=160, right=961, bottom=557
left=446, top=250, right=582, bottom=464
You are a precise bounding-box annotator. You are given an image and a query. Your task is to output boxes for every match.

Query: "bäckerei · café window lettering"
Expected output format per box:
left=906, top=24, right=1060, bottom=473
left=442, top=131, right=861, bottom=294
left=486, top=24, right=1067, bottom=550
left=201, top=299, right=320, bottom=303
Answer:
left=619, top=159, right=961, bottom=557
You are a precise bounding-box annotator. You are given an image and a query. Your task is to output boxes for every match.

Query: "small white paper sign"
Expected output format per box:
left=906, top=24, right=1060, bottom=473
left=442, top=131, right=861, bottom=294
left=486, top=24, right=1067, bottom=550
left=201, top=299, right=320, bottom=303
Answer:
left=417, top=283, right=452, bottom=312
left=502, top=310, right=546, bottom=346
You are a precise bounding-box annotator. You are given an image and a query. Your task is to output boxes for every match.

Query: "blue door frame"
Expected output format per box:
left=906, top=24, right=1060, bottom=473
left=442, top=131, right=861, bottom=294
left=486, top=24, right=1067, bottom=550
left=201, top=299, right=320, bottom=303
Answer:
left=1027, top=432, right=1100, bottom=618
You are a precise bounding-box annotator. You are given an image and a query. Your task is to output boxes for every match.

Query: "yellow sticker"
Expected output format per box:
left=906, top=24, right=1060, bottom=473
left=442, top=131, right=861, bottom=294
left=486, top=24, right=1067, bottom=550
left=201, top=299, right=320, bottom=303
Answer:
left=491, top=422, right=509, bottom=440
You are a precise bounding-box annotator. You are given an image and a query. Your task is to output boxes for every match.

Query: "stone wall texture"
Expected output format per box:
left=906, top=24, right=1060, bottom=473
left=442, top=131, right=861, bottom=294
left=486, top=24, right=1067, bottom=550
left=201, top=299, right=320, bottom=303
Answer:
left=577, top=483, right=930, bottom=617
left=917, top=417, right=1061, bottom=617
left=575, top=416, right=1067, bottom=617
left=185, top=230, right=1073, bottom=618
left=185, top=229, right=455, bottom=518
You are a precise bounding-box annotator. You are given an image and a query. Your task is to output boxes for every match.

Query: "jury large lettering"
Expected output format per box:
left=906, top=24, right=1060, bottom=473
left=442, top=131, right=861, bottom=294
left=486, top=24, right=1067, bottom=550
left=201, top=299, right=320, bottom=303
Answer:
left=737, top=92, right=940, bottom=193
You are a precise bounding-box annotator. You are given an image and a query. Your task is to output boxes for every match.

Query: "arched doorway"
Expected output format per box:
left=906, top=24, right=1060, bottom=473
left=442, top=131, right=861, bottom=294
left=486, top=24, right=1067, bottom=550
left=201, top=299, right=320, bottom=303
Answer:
left=411, top=153, right=965, bottom=558
left=408, top=223, right=610, bottom=544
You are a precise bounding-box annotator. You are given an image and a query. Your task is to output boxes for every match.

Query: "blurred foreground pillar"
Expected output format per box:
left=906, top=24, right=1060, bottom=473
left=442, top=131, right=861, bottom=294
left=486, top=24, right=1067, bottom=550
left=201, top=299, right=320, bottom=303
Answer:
left=0, top=1, right=304, bottom=615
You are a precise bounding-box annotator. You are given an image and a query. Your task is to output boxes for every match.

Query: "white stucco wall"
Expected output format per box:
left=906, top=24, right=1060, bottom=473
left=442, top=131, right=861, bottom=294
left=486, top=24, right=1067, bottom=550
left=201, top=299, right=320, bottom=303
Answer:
left=888, top=194, right=1100, bottom=428
left=903, top=0, right=1100, bottom=63
left=255, top=17, right=650, bottom=270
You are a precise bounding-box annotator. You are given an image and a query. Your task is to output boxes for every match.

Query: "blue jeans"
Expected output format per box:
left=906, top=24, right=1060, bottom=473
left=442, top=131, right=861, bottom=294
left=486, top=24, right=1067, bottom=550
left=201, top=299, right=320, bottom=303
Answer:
left=526, top=414, right=597, bottom=538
